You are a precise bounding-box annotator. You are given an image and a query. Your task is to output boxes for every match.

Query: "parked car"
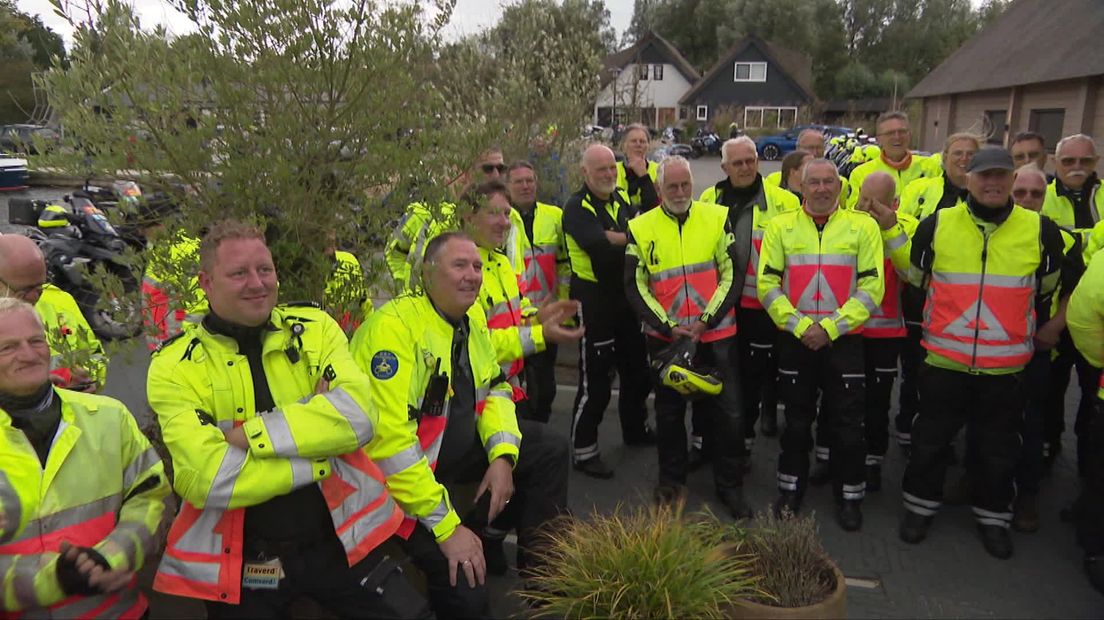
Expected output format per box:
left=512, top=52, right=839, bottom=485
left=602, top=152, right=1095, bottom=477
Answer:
left=0, top=124, right=61, bottom=154
left=756, top=124, right=852, bottom=160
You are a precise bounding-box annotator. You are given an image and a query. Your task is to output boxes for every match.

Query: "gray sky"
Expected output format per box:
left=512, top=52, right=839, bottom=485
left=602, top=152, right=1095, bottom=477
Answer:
left=14, top=0, right=635, bottom=47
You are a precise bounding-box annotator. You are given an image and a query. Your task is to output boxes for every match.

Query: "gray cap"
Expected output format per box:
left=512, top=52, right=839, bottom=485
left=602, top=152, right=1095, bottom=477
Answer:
left=968, top=148, right=1015, bottom=173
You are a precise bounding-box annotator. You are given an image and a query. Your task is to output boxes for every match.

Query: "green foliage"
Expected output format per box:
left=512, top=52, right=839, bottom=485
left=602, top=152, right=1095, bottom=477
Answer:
left=626, top=0, right=1009, bottom=100
left=520, top=503, right=763, bottom=619
left=736, top=510, right=837, bottom=608
left=38, top=0, right=599, bottom=325
left=0, top=0, right=66, bottom=123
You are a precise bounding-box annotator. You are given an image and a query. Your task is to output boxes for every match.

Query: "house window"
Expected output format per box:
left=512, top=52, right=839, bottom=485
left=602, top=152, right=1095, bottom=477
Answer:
left=734, top=62, right=767, bottom=82
left=679, top=106, right=690, bottom=120
left=743, top=106, right=798, bottom=128
left=653, top=64, right=664, bottom=80
left=638, top=64, right=649, bottom=80
left=1029, top=109, right=1065, bottom=152
left=696, top=105, right=709, bottom=121
left=984, top=110, right=1007, bottom=145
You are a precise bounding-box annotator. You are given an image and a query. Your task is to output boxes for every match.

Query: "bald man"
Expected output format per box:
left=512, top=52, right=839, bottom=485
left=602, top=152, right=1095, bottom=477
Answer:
left=0, top=235, right=106, bottom=391
left=562, top=144, right=653, bottom=478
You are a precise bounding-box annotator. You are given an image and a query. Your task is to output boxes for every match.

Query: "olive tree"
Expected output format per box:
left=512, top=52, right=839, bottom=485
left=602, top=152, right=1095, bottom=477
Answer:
left=38, top=0, right=603, bottom=328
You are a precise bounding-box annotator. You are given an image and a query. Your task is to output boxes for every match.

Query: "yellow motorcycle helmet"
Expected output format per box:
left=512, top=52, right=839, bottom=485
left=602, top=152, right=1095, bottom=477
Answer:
left=651, top=336, right=722, bottom=399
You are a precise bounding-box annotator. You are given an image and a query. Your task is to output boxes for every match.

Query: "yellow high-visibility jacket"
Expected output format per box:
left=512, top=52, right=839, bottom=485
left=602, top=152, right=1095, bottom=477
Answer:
left=148, top=304, right=399, bottom=604
left=387, top=202, right=525, bottom=291
left=1068, top=250, right=1104, bottom=389
left=1042, top=178, right=1103, bottom=244
left=351, top=294, right=520, bottom=543
left=616, top=159, right=659, bottom=211
left=34, top=284, right=107, bottom=388
left=514, top=203, right=570, bottom=305
left=0, top=389, right=171, bottom=615
left=847, top=154, right=932, bottom=208
left=142, top=233, right=206, bottom=350
left=698, top=179, right=800, bottom=310
left=899, top=175, right=967, bottom=222
left=476, top=246, right=545, bottom=396
left=758, top=207, right=885, bottom=340
left=326, top=249, right=373, bottom=335
left=625, top=201, right=739, bottom=342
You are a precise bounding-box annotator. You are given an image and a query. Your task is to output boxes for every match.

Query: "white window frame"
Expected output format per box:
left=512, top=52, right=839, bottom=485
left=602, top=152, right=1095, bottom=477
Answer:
left=734, top=61, right=767, bottom=82
left=637, top=64, right=649, bottom=81
left=696, top=105, right=709, bottom=121
left=653, top=64, right=664, bottom=80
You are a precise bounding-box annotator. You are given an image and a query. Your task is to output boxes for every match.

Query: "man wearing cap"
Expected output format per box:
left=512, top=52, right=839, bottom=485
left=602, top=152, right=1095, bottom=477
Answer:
left=897, top=148, right=1067, bottom=559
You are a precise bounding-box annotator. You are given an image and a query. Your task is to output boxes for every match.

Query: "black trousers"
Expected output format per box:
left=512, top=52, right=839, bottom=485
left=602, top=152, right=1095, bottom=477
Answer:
left=1045, top=333, right=1099, bottom=474
left=896, top=322, right=925, bottom=448
left=650, top=336, right=745, bottom=489
left=776, top=334, right=866, bottom=502
left=522, top=344, right=558, bottom=423
left=205, top=534, right=432, bottom=619
left=400, top=420, right=570, bottom=619
left=864, top=337, right=902, bottom=463
left=902, top=365, right=1025, bottom=527
left=815, top=336, right=902, bottom=464
left=1075, top=396, right=1104, bottom=555
left=1015, top=351, right=1050, bottom=496
left=737, top=307, right=779, bottom=446
left=570, top=280, right=651, bottom=461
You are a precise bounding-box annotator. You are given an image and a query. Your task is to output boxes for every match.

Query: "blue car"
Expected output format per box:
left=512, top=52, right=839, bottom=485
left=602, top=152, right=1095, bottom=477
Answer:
left=756, top=124, right=852, bottom=161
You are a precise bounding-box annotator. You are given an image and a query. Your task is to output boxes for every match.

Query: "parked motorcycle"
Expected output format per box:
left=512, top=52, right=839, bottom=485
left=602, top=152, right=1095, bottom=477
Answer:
left=690, top=129, right=722, bottom=158
left=8, top=195, right=142, bottom=341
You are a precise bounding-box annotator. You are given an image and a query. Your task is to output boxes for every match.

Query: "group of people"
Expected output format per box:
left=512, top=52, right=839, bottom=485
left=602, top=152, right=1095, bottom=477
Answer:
left=1, top=109, right=1102, bottom=619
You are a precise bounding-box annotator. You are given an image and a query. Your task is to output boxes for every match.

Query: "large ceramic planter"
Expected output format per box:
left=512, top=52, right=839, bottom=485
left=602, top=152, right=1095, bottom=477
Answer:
left=727, top=564, right=846, bottom=619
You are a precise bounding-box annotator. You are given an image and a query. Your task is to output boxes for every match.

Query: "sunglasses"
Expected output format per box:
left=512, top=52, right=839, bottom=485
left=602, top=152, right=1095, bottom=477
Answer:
left=481, top=163, right=507, bottom=174
left=1012, top=188, right=1046, bottom=200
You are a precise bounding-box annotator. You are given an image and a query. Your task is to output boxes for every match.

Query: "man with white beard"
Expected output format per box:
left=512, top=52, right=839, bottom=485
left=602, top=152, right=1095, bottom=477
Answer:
left=623, top=156, right=750, bottom=517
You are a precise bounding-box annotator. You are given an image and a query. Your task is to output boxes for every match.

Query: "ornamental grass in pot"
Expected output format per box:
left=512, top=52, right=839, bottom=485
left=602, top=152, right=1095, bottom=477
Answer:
left=727, top=509, right=846, bottom=619
left=519, top=502, right=763, bottom=619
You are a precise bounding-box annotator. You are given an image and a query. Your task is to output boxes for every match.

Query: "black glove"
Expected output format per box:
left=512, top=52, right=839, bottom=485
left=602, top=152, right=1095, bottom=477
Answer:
left=56, top=545, right=111, bottom=596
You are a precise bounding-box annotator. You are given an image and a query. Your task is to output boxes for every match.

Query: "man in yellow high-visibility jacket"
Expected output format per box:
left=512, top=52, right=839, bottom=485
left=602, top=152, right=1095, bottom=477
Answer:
left=1068, top=249, right=1104, bottom=596
left=0, top=235, right=107, bottom=392
left=1041, top=133, right=1103, bottom=476
left=148, top=220, right=426, bottom=618
left=700, top=136, right=800, bottom=453
left=507, top=161, right=572, bottom=422
left=624, top=155, right=749, bottom=518
left=0, top=297, right=171, bottom=616
left=352, top=231, right=569, bottom=618
left=897, top=148, right=1067, bottom=560
left=461, top=180, right=581, bottom=409
left=758, top=158, right=884, bottom=532
left=563, top=144, right=655, bottom=478
left=847, top=111, right=932, bottom=208
left=386, top=148, right=526, bottom=291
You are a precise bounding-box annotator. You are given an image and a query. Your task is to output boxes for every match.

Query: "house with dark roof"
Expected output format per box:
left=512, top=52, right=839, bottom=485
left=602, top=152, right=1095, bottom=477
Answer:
left=593, top=31, right=700, bottom=128
left=677, top=36, right=814, bottom=128
left=908, top=0, right=1104, bottom=161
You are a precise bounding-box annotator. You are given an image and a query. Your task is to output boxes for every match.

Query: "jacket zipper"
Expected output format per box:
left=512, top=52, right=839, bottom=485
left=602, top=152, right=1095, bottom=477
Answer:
left=816, top=223, right=825, bottom=316
left=971, top=232, right=990, bottom=369
left=678, top=218, right=690, bottom=327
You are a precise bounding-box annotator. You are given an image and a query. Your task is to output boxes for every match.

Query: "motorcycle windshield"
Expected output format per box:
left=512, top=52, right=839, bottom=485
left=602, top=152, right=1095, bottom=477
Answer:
left=86, top=212, right=119, bottom=236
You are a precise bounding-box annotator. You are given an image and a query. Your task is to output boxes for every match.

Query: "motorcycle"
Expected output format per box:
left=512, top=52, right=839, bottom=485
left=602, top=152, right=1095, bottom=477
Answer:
left=8, top=195, right=142, bottom=341
left=690, top=129, right=722, bottom=158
